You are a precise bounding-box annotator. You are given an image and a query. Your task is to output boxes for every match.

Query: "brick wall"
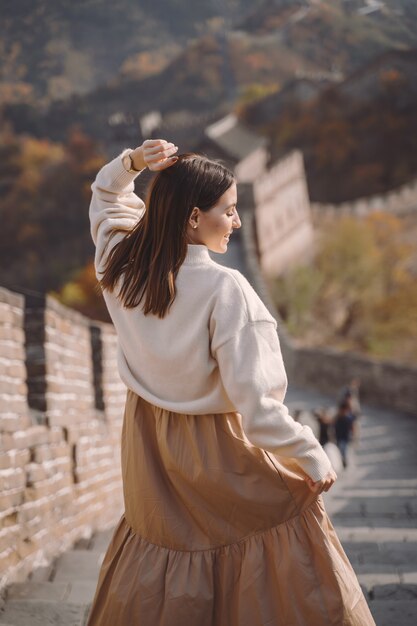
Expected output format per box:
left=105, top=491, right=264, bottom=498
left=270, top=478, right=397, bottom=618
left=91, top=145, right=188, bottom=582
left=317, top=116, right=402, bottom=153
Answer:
left=0, top=289, right=125, bottom=591
left=0, top=288, right=31, bottom=588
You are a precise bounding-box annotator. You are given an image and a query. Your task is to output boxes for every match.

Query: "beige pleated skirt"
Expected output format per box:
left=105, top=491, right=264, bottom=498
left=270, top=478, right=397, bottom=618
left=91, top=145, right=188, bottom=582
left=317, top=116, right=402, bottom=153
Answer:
left=86, top=391, right=375, bottom=626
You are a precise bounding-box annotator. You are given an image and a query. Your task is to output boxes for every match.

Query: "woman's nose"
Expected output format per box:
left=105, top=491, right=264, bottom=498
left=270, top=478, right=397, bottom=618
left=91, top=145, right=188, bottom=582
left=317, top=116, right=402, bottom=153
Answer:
left=233, top=211, right=242, bottom=229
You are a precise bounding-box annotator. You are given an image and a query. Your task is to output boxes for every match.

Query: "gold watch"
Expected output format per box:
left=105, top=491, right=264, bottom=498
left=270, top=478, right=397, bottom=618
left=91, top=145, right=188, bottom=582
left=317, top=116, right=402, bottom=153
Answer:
left=122, top=151, right=142, bottom=173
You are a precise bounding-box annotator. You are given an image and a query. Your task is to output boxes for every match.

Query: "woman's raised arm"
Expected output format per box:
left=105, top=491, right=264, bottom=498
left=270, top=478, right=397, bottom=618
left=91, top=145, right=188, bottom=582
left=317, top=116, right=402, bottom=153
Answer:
left=89, top=140, right=178, bottom=273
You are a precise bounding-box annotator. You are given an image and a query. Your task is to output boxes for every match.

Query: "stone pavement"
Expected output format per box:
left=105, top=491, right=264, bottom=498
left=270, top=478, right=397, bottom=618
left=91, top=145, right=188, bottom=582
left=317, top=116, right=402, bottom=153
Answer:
left=288, top=387, right=417, bottom=626
left=0, top=387, right=416, bottom=626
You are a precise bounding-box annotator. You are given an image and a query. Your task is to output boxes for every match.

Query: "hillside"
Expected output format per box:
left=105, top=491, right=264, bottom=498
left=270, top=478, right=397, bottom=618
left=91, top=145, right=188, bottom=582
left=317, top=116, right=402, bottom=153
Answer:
left=1, top=0, right=417, bottom=304
left=238, top=0, right=417, bottom=75
left=240, top=48, right=417, bottom=202
left=3, top=0, right=417, bottom=155
left=0, top=0, right=264, bottom=107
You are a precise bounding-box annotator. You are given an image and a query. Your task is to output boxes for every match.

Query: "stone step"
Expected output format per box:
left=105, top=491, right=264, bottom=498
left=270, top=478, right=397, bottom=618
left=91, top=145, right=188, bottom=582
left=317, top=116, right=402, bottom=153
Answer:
left=335, top=526, right=417, bottom=542
left=6, top=580, right=97, bottom=605
left=88, top=528, right=113, bottom=553
left=342, top=541, right=417, bottom=568
left=333, top=516, right=417, bottom=529
left=6, top=582, right=69, bottom=603
left=371, top=584, right=417, bottom=601
left=0, top=600, right=87, bottom=626
left=52, top=551, right=104, bottom=583
left=368, top=599, right=417, bottom=626
left=326, top=497, right=416, bottom=518
left=358, top=570, right=403, bottom=592
left=28, top=565, right=55, bottom=583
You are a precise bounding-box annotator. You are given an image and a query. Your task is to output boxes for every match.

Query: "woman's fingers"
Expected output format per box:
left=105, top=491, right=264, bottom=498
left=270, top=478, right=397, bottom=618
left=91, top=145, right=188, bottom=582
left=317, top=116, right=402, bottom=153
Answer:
left=143, top=139, right=169, bottom=148
left=146, top=145, right=178, bottom=162
left=306, top=469, right=337, bottom=494
left=145, top=142, right=176, bottom=156
left=305, top=478, right=320, bottom=493
left=149, top=156, right=178, bottom=172
left=140, top=138, right=179, bottom=171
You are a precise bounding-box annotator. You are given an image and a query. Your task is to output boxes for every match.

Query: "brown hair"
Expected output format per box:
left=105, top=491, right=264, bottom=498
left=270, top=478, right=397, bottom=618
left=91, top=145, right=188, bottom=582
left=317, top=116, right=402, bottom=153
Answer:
left=99, top=152, right=235, bottom=318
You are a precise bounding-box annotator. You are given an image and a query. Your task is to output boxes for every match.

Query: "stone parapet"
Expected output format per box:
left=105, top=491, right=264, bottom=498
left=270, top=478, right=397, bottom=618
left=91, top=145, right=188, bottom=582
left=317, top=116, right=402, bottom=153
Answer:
left=311, top=177, right=417, bottom=219
left=0, top=289, right=125, bottom=591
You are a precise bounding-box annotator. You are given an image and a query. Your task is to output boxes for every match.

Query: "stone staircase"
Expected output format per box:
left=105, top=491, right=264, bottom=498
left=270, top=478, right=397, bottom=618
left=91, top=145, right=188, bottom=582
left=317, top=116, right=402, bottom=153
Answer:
left=0, top=529, right=112, bottom=626
left=293, top=390, right=417, bottom=626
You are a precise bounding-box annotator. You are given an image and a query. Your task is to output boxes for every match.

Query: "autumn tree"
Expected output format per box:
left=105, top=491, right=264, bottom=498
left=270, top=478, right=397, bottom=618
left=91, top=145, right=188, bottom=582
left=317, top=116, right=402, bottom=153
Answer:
left=0, top=126, right=105, bottom=295
left=271, top=212, right=417, bottom=364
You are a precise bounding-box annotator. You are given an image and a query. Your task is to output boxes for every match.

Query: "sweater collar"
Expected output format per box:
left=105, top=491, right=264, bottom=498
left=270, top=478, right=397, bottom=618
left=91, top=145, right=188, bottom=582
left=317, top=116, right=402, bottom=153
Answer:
left=183, top=244, right=212, bottom=266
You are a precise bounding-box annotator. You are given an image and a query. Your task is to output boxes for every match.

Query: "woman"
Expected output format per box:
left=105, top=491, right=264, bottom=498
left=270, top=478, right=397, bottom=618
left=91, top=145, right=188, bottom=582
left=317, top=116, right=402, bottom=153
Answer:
left=86, top=139, right=375, bottom=625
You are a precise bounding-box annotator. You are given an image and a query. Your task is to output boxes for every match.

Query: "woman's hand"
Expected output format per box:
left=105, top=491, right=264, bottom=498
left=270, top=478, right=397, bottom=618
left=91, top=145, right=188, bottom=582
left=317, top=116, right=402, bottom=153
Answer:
left=131, top=139, right=179, bottom=172
left=305, top=468, right=337, bottom=494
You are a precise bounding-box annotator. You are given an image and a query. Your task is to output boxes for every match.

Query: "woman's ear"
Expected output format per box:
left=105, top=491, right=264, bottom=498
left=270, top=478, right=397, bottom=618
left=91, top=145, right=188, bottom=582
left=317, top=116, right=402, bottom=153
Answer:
left=189, top=207, right=200, bottom=228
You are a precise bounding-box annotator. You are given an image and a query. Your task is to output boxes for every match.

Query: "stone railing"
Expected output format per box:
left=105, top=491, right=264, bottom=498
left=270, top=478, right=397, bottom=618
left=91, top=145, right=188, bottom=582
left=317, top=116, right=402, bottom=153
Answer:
left=0, top=288, right=125, bottom=591
left=311, top=178, right=417, bottom=219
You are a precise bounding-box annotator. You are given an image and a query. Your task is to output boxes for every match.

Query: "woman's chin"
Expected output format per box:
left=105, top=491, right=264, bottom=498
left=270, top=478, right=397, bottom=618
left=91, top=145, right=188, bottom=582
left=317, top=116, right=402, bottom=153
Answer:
left=208, top=238, right=230, bottom=254
left=208, top=245, right=226, bottom=254
left=219, top=239, right=229, bottom=253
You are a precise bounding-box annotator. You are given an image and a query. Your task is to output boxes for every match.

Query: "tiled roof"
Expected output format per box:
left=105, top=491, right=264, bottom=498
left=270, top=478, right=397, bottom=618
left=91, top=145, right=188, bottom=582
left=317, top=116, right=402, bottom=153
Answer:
left=204, top=114, right=267, bottom=161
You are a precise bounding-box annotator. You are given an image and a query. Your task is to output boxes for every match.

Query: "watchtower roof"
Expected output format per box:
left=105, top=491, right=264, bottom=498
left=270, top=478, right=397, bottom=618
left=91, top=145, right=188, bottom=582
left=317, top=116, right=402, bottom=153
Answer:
left=204, top=114, right=267, bottom=162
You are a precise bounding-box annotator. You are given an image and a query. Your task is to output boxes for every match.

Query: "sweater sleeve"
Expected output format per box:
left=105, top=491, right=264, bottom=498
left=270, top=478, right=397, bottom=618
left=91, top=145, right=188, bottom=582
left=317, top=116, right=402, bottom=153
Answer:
left=214, top=320, right=332, bottom=482
left=89, top=148, right=146, bottom=273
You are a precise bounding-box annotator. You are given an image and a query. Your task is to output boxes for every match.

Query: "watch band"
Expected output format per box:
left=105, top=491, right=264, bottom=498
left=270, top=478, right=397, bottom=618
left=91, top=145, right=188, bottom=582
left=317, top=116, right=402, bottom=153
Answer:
left=123, top=150, right=142, bottom=173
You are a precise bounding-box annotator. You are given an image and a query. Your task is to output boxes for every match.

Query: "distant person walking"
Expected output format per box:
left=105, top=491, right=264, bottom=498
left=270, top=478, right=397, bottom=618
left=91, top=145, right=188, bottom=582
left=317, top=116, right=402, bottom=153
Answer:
left=313, top=407, right=333, bottom=446
left=339, top=377, right=362, bottom=443
left=340, top=377, right=361, bottom=419
left=85, top=140, right=375, bottom=626
left=334, top=399, right=357, bottom=468
left=313, top=407, right=344, bottom=473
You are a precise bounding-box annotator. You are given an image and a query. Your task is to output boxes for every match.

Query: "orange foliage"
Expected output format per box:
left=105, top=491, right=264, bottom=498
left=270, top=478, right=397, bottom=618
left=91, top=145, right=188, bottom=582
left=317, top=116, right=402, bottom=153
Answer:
left=56, top=262, right=110, bottom=322
left=0, top=126, right=106, bottom=298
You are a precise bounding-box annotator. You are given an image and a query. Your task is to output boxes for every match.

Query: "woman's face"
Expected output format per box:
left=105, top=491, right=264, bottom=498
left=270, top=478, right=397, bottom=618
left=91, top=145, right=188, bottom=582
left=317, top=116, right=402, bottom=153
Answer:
left=187, top=182, right=241, bottom=253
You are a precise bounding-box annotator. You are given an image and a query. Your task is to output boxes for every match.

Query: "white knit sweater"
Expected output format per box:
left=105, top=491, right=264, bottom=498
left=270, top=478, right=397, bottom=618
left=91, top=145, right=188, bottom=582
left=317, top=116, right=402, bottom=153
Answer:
left=89, top=149, right=332, bottom=482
